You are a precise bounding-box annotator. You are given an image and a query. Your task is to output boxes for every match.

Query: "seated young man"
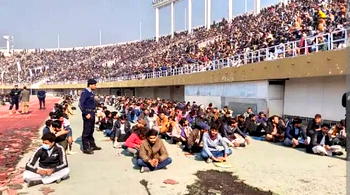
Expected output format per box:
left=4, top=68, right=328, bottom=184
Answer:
left=23, top=132, right=69, bottom=187
left=221, top=119, right=250, bottom=147
left=51, top=120, right=70, bottom=150
left=308, top=124, right=343, bottom=156
left=138, top=129, right=172, bottom=172
left=201, top=125, right=232, bottom=163
left=123, top=127, right=147, bottom=156
left=283, top=118, right=309, bottom=148
left=112, top=115, right=131, bottom=146
left=265, top=115, right=285, bottom=142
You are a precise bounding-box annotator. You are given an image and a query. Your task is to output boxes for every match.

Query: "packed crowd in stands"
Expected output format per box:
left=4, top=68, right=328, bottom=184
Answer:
left=0, top=0, right=348, bottom=84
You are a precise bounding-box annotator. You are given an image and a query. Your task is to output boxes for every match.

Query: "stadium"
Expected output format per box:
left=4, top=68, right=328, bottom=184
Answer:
left=0, top=0, right=349, bottom=194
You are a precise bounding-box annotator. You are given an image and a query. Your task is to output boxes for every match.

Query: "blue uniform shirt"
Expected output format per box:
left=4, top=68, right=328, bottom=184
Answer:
left=79, top=88, right=96, bottom=115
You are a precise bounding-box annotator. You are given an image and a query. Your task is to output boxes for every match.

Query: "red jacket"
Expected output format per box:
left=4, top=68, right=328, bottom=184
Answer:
left=125, top=133, right=142, bottom=148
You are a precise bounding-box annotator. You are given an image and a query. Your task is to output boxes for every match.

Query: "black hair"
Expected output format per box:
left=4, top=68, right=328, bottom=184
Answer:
left=293, top=117, right=302, bottom=124
left=179, top=118, right=187, bottom=126
left=41, top=132, right=56, bottom=143
left=315, top=114, right=322, bottom=119
left=321, top=123, right=330, bottom=129
left=51, top=120, right=62, bottom=129
left=146, top=129, right=158, bottom=137
left=45, top=119, right=52, bottom=127
left=248, top=114, right=256, bottom=119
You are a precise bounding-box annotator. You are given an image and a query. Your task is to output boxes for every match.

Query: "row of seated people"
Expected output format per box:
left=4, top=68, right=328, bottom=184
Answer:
left=96, top=96, right=345, bottom=172
left=23, top=97, right=76, bottom=187
left=1, top=0, right=348, bottom=84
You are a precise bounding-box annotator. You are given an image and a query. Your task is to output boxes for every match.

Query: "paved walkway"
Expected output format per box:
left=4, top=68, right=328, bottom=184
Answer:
left=17, top=104, right=347, bottom=195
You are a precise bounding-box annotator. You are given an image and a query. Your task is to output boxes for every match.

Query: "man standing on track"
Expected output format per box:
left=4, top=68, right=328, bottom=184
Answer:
left=9, top=84, right=21, bottom=114
left=37, top=90, right=46, bottom=109
left=79, top=79, right=102, bottom=154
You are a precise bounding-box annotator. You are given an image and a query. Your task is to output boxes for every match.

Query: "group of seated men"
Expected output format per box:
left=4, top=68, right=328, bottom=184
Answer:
left=23, top=94, right=346, bottom=186
left=96, top=96, right=345, bottom=172
left=23, top=96, right=76, bottom=187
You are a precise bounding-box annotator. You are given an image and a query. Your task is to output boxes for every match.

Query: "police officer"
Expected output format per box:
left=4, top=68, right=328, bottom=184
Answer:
left=79, top=79, right=102, bottom=154
left=9, top=84, right=21, bottom=114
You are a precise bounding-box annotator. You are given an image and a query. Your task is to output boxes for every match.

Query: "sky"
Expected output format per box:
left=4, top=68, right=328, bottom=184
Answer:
left=0, top=0, right=279, bottom=49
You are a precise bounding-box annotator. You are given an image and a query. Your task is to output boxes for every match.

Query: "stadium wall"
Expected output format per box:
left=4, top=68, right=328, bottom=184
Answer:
left=284, top=75, right=346, bottom=121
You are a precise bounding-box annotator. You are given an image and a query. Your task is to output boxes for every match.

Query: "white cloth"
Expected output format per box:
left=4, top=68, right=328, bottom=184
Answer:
left=23, top=167, right=70, bottom=184
left=312, top=145, right=342, bottom=156
left=120, top=124, right=125, bottom=134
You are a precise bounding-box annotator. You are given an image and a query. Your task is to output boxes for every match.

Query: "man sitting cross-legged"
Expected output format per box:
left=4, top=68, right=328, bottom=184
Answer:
left=23, top=132, right=69, bottom=187
left=201, top=124, right=232, bottom=163
left=137, top=129, right=172, bottom=173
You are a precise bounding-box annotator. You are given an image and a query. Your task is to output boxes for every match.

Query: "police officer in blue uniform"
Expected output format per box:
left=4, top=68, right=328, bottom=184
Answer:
left=79, top=79, right=102, bottom=154
left=9, top=84, right=21, bottom=114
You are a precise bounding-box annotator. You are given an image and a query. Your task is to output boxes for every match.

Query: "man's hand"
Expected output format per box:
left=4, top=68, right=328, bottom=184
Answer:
left=153, top=159, right=159, bottom=167
left=245, top=137, right=250, bottom=145
left=46, top=169, right=54, bottom=176
left=86, top=114, right=91, bottom=119
left=148, top=159, right=156, bottom=167
left=37, top=169, right=47, bottom=176
left=325, top=145, right=331, bottom=151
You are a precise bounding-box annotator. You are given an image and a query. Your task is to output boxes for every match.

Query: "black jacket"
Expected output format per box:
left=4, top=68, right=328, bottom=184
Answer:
left=306, top=120, right=321, bottom=136
left=113, top=120, right=131, bottom=140
left=285, top=124, right=307, bottom=140
left=9, top=88, right=21, bottom=100
left=26, top=144, right=68, bottom=173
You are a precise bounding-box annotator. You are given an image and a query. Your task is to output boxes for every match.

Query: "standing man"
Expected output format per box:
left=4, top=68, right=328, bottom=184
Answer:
left=21, top=86, right=30, bottom=114
left=9, top=84, right=21, bottom=114
left=79, top=79, right=101, bottom=154
left=37, top=90, right=46, bottom=109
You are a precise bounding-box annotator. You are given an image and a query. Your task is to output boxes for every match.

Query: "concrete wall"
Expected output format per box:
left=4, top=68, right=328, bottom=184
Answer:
left=185, top=81, right=270, bottom=115
left=284, top=76, right=346, bottom=121
left=135, top=86, right=184, bottom=101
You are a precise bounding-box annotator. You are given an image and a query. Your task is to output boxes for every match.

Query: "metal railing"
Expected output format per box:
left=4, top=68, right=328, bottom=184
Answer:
left=46, top=28, right=349, bottom=85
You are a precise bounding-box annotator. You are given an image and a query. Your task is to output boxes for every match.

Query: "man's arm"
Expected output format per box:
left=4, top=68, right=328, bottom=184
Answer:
left=54, top=145, right=68, bottom=172
left=79, top=90, right=88, bottom=115
left=25, top=148, right=41, bottom=173
left=139, top=142, right=150, bottom=162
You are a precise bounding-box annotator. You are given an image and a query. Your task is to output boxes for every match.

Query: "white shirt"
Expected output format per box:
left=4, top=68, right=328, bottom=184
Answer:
left=120, top=123, right=126, bottom=134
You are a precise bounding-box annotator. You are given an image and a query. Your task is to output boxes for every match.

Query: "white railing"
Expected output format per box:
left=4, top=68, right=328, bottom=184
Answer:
left=46, top=28, right=349, bottom=85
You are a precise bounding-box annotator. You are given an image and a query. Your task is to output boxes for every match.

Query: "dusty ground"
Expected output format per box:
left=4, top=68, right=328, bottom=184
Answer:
left=13, top=104, right=347, bottom=195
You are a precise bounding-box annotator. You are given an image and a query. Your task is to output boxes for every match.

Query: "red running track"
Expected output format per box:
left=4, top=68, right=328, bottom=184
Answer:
left=0, top=96, right=61, bottom=183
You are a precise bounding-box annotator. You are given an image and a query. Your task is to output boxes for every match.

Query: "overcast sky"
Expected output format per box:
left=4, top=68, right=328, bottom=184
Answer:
left=0, top=0, right=279, bottom=49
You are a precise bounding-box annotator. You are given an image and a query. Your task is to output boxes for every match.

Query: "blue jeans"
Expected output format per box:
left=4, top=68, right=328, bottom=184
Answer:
left=137, top=158, right=172, bottom=171
left=201, top=149, right=232, bottom=160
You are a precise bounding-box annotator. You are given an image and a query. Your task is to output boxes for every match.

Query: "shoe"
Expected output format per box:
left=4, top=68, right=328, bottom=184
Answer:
left=83, top=149, right=94, bottom=154
left=332, top=151, right=343, bottom=156
left=92, top=146, right=102, bottom=150
left=140, top=166, right=150, bottom=173
left=205, top=158, right=213, bottom=163
left=56, top=178, right=62, bottom=184
left=27, top=180, right=43, bottom=187
left=239, top=143, right=246, bottom=147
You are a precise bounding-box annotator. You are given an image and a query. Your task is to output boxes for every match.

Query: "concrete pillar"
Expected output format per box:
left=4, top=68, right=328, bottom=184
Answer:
left=207, top=0, right=211, bottom=30
left=204, top=0, right=207, bottom=28
left=171, top=1, right=175, bottom=38
left=155, top=7, right=160, bottom=41
left=254, top=0, right=261, bottom=14
left=188, top=0, right=192, bottom=34
left=228, top=0, right=233, bottom=21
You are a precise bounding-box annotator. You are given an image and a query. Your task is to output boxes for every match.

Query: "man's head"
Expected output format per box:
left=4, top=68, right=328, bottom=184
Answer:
left=321, top=124, right=330, bottom=134
left=314, top=114, right=322, bottom=124
left=41, top=132, right=56, bottom=149
left=159, top=112, right=166, bottom=119
left=146, top=129, right=159, bottom=144
left=258, top=112, right=265, bottom=118
left=87, top=79, right=97, bottom=90
left=247, top=107, right=252, bottom=113
left=293, top=118, right=302, bottom=128
left=209, top=126, right=219, bottom=138
left=229, top=119, right=238, bottom=128
left=23, top=86, right=27, bottom=90
left=51, top=120, right=62, bottom=131
left=271, top=115, right=279, bottom=124
left=14, top=84, right=18, bottom=89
